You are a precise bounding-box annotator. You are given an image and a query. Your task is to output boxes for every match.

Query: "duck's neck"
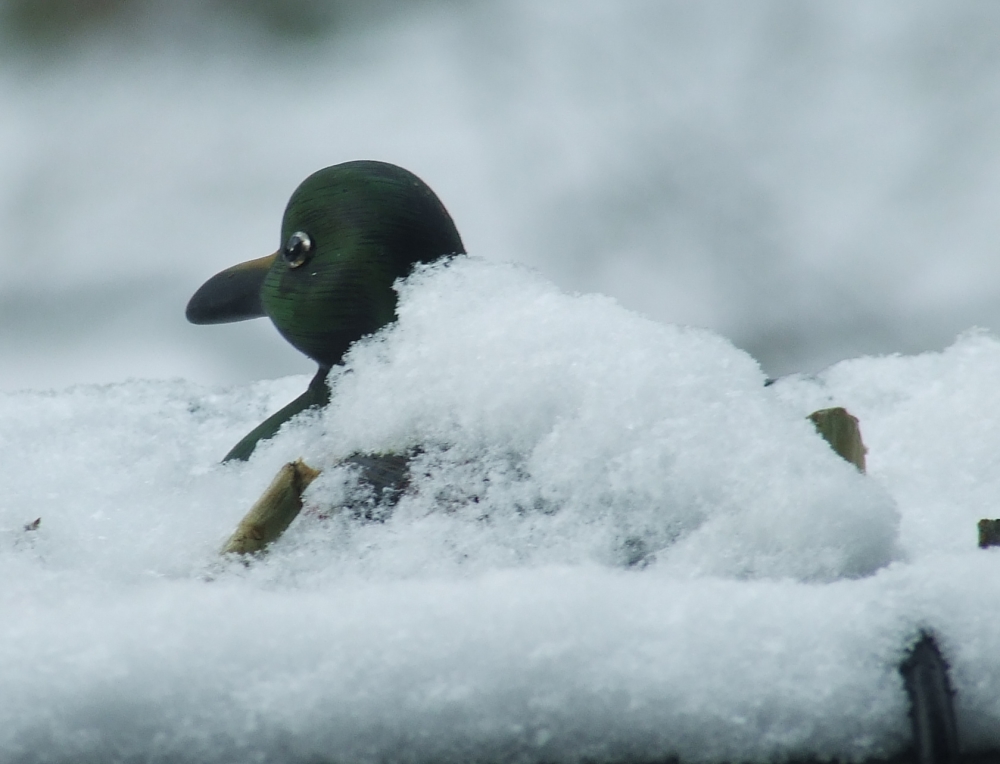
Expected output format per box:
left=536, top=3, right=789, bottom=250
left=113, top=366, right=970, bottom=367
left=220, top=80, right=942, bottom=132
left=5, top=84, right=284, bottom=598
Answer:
left=222, top=364, right=332, bottom=463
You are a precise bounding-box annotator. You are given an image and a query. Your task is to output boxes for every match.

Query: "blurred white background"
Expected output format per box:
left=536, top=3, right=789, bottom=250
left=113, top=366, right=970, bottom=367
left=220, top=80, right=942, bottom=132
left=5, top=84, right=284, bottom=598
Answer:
left=2, top=0, right=1000, bottom=391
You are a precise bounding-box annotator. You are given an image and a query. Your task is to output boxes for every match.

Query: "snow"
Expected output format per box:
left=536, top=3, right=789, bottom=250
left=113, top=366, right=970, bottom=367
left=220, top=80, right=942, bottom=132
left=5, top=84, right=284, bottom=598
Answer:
left=1, top=258, right=998, bottom=762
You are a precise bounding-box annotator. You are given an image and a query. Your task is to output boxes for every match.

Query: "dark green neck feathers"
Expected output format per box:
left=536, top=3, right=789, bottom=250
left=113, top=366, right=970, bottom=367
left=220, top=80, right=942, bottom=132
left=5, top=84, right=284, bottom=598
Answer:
left=186, top=160, right=465, bottom=461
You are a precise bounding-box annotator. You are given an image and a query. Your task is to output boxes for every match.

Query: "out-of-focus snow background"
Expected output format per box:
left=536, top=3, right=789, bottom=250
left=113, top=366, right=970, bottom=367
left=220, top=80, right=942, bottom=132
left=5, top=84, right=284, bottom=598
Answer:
left=3, top=0, right=1000, bottom=392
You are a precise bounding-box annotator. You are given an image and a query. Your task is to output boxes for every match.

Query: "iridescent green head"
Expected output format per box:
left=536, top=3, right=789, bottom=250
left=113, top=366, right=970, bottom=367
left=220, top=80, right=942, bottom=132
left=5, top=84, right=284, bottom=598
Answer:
left=187, top=160, right=465, bottom=366
left=186, top=160, right=465, bottom=461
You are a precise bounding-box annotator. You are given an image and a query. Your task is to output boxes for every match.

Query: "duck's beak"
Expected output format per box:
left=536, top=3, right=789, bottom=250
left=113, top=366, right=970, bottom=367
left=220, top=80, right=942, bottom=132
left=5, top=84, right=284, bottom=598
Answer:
left=186, top=252, right=278, bottom=324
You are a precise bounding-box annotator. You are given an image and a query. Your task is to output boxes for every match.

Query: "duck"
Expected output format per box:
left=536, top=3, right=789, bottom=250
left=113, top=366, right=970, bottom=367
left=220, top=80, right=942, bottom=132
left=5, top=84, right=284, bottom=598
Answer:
left=190, top=168, right=954, bottom=758
left=197, top=162, right=873, bottom=563
left=186, top=160, right=465, bottom=462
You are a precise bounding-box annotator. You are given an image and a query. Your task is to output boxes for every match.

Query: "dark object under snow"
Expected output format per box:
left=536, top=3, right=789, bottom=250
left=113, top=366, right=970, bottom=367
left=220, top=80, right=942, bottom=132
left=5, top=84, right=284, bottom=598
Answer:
left=901, top=634, right=960, bottom=764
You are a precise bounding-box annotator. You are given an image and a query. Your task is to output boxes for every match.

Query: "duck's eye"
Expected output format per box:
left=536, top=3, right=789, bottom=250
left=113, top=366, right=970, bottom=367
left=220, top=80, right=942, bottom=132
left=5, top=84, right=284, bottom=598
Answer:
left=282, top=231, right=312, bottom=268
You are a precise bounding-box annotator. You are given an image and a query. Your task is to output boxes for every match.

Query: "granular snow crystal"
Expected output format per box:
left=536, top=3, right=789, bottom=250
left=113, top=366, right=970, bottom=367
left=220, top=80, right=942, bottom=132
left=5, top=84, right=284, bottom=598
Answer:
left=0, top=258, right=997, bottom=763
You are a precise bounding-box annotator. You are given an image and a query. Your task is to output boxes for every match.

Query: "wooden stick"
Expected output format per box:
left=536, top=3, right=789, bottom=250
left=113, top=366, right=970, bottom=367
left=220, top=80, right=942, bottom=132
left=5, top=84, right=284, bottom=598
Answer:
left=221, top=460, right=321, bottom=555
left=808, top=407, right=867, bottom=473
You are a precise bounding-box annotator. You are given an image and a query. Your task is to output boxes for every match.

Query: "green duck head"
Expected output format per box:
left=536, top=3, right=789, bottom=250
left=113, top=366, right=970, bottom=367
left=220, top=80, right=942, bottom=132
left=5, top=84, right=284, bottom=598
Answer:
left=187, top=160, right=465, bottom=461
left=188, top=160, right=464, bottom=365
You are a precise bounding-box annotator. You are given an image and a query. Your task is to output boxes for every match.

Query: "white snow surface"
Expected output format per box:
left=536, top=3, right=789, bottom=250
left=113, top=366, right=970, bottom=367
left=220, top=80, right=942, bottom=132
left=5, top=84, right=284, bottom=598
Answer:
left=1, top=258, right=998, bottom=763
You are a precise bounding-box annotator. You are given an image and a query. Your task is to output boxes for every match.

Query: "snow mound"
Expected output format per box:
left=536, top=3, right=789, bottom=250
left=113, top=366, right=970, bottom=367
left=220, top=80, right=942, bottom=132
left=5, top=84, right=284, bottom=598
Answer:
left=2, top=260, right=999, bottom=763
left=277, top=257, right=899, bottom=582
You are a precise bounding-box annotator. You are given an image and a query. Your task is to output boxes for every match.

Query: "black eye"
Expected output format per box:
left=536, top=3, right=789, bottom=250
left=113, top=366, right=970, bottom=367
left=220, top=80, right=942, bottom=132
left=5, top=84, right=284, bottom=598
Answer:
left=282, top=231, right=312, bottom=268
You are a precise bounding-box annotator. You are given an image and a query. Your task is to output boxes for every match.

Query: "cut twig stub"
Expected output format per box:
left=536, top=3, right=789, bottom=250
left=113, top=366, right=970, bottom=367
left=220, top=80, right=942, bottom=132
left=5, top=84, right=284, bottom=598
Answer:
left=808, top=407, right=867, bottom=473
left=221, top=459, right=321, bottom=556
left=978, top=519, right=1000, bottom=549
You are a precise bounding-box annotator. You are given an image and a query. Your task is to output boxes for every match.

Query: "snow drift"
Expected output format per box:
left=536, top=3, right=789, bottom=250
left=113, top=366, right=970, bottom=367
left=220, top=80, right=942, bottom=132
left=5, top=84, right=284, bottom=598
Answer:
left=1, top=258, right=998, bottom=763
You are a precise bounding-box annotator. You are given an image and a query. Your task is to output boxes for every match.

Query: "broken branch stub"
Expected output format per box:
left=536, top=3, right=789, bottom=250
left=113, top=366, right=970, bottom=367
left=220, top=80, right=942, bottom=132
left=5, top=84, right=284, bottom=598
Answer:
left=808, top=407, right=867, bottom=473
left=221, top=460, right=321, bottom=556
left=978, top=519, right=1000, bottom=548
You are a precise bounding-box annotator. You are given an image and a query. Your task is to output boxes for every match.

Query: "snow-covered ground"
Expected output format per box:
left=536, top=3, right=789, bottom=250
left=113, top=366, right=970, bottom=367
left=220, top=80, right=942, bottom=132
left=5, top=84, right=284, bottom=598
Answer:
left=1, top=258, right=998, bottom=763
left=3, top=3, right=1000, bottom=760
